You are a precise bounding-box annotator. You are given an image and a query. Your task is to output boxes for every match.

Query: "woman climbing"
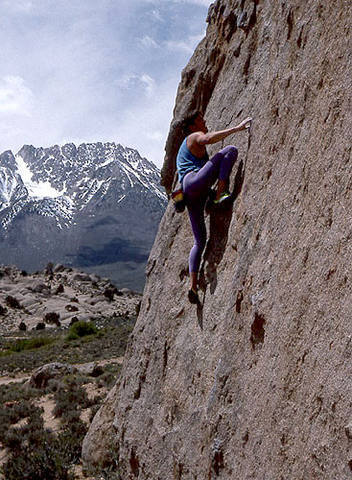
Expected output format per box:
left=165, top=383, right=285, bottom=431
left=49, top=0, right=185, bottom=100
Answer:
left=176, top=111, right=252, bottom=304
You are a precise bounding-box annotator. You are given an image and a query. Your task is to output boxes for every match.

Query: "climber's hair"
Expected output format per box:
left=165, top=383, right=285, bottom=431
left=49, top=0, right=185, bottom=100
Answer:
left=182, top=110, right=203, bottom=135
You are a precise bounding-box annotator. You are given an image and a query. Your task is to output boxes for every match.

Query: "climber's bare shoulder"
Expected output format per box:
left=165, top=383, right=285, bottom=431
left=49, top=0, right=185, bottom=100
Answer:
left=186, top=132, right=208, bottom=157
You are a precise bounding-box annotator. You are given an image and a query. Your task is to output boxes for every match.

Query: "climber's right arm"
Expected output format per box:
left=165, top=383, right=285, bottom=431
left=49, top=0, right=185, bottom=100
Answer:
left=196, top=117, right=252, bottom=145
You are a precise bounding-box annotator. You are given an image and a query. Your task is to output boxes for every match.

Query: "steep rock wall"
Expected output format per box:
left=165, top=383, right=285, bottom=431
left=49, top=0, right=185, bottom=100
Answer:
left=83, top=0, right=352, bottom=478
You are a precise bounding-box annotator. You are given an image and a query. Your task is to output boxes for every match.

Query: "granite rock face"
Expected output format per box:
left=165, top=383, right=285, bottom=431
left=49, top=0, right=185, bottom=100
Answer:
left=83, top=1, right=352, bottom=478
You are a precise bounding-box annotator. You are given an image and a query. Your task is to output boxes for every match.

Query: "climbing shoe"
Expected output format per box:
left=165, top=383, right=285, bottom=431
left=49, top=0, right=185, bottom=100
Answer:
left=213, top=192, right=232, bottom=205
left=205, top=189, right=216, bottom=214
left=188, top=288, right=199, bottom=304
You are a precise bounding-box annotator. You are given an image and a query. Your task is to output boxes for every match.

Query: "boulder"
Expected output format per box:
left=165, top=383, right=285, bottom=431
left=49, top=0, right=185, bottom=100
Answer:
left=76, top=362, right=104, bottom=377
left=29, top=362, right=77, bottom=388
left=73, top=273, right=92, bottom=282
left=54, top=264, right=65, bottom=273
left=45, top=262, right=54, bottom=275
left=70, top=316, right=79, bottom=326
left=30, top=281, right=51, bottom=295
left=103, top=287, right=117, bottom=302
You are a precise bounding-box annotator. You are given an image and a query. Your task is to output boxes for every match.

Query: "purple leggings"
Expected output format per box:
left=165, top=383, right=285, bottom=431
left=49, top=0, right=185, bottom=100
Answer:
left=183, top=145, right=238, bottom=273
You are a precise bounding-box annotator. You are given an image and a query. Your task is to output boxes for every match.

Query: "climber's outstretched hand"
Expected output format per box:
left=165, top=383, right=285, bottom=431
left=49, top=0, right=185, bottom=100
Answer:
left=194, top=116, right=253, bottom=146
left=237, top=117, right=252, bottom=130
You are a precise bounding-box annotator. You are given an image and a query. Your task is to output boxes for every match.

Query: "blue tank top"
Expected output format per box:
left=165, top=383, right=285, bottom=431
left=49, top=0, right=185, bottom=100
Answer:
left=176, top=137, right=208, bottom=184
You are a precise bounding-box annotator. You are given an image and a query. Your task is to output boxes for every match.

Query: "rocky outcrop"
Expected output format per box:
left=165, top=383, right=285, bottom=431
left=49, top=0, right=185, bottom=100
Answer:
left=28, top=362, right=77, bottom=388
left=0, top=264, right=141, bottom=333
left=28, top=361, right=106, bottom=388
left=83, top=1, right=352, bottom=478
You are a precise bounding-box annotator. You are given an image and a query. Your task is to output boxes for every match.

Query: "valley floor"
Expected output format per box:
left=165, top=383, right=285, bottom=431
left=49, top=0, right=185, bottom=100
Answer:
left=0, top=314, right=135, bottom=480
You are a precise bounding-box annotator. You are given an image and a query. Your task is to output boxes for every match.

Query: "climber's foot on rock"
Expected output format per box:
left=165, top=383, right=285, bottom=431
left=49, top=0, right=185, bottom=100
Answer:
left=188, top=288, right=199, bottom=304
left=214, top=191, right=232, bottom=205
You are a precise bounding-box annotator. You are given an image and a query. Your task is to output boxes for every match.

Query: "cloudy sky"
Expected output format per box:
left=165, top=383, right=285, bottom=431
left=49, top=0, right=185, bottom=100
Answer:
left=0, top=0, right=212, bottom=167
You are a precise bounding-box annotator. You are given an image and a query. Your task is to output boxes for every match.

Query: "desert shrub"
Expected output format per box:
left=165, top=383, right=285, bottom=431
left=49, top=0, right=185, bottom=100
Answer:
left=0, top=382, right=39, bottom=403
left=53, top=377, right=91, bottom=418
left=89, top=403, right=101, bottom=423
left=56, top=420, right=88, bottom=464
left=84, top=435, right=122, bottom=480
left=23, top=411, right=45, bottom=447
left=46, top=378, right=62, bottom=392
left=1, top=390, right=79, bottom=479
left=0, top=399, right=36, bottom=444
left=97, top=371, right=116, bottom=389
left=8, top=336, right=54, bottom=353
left=61, top=408, right=81, bottom=424
left=3, top=428, right=23, bottom=450
left=66, top=321, right=97, bottom=341
left=44, top=312, right=60, bottom=325
left=2, top=440, right=75, bottom=480
left=69, top=316, right=79, bottom=326
left=18, top=321, right=27, bottom=331
left=5, top=295, right=21, bottom=309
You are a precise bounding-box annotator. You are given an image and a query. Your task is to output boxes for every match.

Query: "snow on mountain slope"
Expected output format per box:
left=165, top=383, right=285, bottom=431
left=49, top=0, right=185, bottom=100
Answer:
left=15, top=154, right=65, bottom=199
left=0, top=142, right=166, bottom=230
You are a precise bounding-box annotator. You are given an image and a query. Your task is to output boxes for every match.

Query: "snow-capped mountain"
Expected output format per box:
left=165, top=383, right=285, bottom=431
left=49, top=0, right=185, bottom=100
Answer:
left=0, top=142, right=167, bottom=290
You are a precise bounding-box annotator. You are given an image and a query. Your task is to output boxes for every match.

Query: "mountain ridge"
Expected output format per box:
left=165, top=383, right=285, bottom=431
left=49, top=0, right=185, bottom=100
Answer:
left=0, top=141, right=166, bottom=290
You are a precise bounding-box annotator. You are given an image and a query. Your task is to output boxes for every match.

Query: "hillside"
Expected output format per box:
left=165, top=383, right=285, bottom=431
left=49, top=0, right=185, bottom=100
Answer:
left=82, top=1, right=352, bottom=478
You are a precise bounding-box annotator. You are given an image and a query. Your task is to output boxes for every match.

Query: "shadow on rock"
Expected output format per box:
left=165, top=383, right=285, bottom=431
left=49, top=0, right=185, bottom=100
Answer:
left=201, top=159, right=245, bottom=294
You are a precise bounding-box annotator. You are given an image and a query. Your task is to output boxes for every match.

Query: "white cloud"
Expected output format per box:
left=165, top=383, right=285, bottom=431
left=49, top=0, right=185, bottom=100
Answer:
left=111, top=76, right=178, bottom=166
left=0, top=76, right=34, bottom=116
left=150, top=8, right=163, bottom=22
left=139, top=35, right=159, bottom=48
left=186, top=0, right=212, bottom=5
left=146, top=131, right=164, bottom=142
left=143, top=0, right=211, bottom=5
left=166, top=33, right=204, bottom=54
left=140, top=74, right=155, bottom=97
left=121, top=74, right=156, bottom=98
left=0, top=0, right=211, bottom=167
left=166, top=40, right=194, bottom=54
left=173, top=0, right=212, bottom=4
left=0, top=0, right=33, bottom=13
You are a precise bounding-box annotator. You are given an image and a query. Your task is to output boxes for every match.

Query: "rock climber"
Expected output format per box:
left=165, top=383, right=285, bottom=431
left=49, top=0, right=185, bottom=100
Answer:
left=176, top=110, right=252, bottom=304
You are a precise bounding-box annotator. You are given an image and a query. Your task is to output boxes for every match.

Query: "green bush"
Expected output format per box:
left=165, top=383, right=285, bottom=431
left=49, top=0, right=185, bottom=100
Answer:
left=53, top=377, right=91, bottom=419
left=2, top=440, right=75, bottom=480
left=56, top=420, right=88, bottom=464
left=66, top=321, right=98, bottom=341
left=0, top=399, right=38, bottom=445
left=0, top=382, right=39, bottom=403
left=8, top=336, right=54, bottom=353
